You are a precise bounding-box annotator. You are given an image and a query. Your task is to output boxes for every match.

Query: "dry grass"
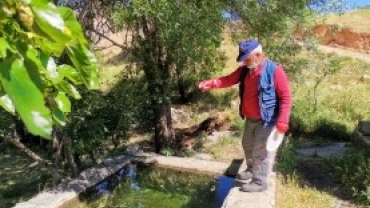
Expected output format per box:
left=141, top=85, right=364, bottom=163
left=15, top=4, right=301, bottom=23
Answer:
left=204, top=136, right=244, bottom=163
left=219, top=33, right=240, bottom=74
left=98, top=65, right=127, bottom=93
left=291, top=52, right=370, bottom=132
left=276, top=173, right=335, bottom=208
left=322, top=9, right=370, bottom=33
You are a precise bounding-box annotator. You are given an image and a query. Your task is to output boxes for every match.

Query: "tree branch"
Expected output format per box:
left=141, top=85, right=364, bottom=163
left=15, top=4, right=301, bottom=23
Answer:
left=89, top=28, right=128, bottom=50
left=3, top=130, right=51, bottom=166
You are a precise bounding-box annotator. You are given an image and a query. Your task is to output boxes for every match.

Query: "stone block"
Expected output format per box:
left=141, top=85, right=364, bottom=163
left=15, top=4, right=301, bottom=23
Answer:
left=359, top=121, right=370, bottom=136
left=353, top=129, right=370, bottom=147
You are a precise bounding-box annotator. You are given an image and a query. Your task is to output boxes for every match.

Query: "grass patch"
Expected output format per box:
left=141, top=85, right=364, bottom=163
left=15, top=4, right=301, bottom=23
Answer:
left=322, top=8, right=370, bottom=33
left=98, top=65, right=127, bottom=93
left=204, top=136, right=243, bottom=163
left=326, top=146, right=370, bottom=205
left=276, top=140, right=338, bottom=208
left=276, top=173, right=334, bottom=208
left=290, top=53, right=370, bottom=140
left=277, top=137, right=370, bottom=206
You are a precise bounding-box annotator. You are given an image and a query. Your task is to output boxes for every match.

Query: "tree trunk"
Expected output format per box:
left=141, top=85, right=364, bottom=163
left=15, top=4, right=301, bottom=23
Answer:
left=177, top=73, right=187, bottom=104
left=139, top=18, right=175, bottom=153
left=143, top=65, right=176, bottom=153
left=154, top=103, right=175, bottom=153
left=50, top=128, right=63, bottom=186
left=63, top=132, right=79, bottom=177
left=89, top=150, right=98, bottom=164
left=74, top=153, right=82, bottom=169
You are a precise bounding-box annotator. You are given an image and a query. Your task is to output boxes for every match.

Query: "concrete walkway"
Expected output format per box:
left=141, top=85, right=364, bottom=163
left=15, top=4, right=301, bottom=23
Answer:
left=12, top=155, right=134, bottom=208
left=153, top=155, right=240, bottom=176
left=296, top=142, right=348, bottom=158
left=221, top=159, right=276, bottom=208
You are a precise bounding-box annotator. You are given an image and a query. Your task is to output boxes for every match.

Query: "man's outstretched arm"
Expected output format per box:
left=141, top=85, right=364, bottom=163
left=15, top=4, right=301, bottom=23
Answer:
left=198, top=67, right=242, bottom=91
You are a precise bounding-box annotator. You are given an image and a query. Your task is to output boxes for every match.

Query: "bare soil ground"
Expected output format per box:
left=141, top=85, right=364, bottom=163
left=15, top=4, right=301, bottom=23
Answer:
left=297, top=24, right=370, bottom=54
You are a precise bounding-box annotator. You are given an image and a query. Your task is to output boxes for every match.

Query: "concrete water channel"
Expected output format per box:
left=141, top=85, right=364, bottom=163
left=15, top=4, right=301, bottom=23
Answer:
left=12, top=154, right=276, bottom=208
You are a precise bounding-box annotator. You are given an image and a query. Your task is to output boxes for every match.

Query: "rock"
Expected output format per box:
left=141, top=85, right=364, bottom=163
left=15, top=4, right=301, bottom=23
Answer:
left=125, top=144, right=143, bottom=156
left=193, top=153, right=214, bottom=160
left=360, top=74, right=370, bottom=82
left=363, top=136, right=370, bottom=146
left=359, top=121, right=370, bottom=136
left=355, top=133, right=370, bottom=146
left=353, top=121, right=370, bottom=147
left=171, top=107, right=190, bottom=125
left=295, top=142, right=348, bottom=158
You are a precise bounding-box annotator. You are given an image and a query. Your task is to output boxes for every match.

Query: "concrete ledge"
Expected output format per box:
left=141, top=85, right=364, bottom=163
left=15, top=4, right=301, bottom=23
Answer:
left=354, top=121, right=370, bottom=147
left=153, top=155, right=240, bottom=176
left=12, top=154, right=244, bottom=208
left=221, top=159, right=276, bottom=208
left=12, top=155, right=134, bottom=208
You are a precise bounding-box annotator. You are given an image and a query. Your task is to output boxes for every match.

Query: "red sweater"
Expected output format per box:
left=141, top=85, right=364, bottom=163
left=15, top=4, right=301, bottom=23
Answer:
left=211, top=63, right=292, bottom=124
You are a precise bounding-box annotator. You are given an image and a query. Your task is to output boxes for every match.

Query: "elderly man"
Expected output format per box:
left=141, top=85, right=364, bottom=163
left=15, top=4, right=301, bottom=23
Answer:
left=198, top=39, right=292, bottom=192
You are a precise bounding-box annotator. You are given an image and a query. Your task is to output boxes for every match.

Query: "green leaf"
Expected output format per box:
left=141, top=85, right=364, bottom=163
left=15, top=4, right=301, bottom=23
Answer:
left=0, top=4, right=15, bottom=21
left=0, top=89, right=15, bottom=114
left=0, top=37, right=11, bottom=58
left=67, top=44, right=99, bottom=89
left=40, top=53, right=63, bottom=84
left=31, top=2, right=70, bottom=44
left=0, top=57, right=52, bottom=139
left=58, top=64, right=83, bottom=85
left=28, top=0, right=49, bottom=5
left=24, top=46, right=45, bottom=91
left=33, top=36, right=65, bottom=57
left=52, top=107, right=66, bottom=126
left=54, top=91, right=71, bottom=113
left=57, top=7, right=87, bottom=45
left=56, top=81, right=81, bottom=99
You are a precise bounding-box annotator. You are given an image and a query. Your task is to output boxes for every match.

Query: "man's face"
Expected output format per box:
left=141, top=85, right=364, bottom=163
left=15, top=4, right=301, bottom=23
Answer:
left=243, top=53, right=259, bottom=67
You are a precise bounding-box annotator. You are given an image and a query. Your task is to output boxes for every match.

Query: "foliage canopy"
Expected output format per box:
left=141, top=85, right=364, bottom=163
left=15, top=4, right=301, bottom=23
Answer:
left=0, top=0, right=98, bottom=139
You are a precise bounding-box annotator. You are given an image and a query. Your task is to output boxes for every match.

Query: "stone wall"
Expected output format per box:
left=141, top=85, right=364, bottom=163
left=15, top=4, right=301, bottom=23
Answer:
left=353, top=121, right=370, bottom=147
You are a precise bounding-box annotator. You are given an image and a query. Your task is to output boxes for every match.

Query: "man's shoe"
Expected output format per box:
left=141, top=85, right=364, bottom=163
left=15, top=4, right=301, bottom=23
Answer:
left=236, top=170, right=253, bottom=181
left=240, top=180, right=267, bottom=192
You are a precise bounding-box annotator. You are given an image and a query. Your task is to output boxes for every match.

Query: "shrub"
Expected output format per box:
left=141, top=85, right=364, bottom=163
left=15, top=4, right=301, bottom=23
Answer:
left=330, top=146, right=370, bottom=205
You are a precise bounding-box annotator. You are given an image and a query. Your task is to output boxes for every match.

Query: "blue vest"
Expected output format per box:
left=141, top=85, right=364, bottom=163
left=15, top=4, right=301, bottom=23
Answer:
left=239, top=59, right=279, bottom=127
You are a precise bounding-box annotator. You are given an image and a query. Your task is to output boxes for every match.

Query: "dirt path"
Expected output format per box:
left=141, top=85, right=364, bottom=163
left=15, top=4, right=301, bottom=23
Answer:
left=318, top=44, right=370, bottom=63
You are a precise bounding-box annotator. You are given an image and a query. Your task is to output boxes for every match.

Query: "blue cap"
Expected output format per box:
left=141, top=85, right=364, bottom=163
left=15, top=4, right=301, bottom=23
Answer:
left=236, top=39, right=260, bottom=62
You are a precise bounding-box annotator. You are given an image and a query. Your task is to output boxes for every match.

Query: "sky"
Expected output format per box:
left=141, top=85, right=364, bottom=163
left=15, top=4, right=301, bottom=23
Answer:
left=344, top=0, right=370, bottom=8
left=222, top=0, right=369, bottom=18
left=307, top=0, right=370, bottom=13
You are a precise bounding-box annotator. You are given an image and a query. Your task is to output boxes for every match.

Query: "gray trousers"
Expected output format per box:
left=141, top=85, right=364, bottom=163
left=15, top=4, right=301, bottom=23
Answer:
left=242, top=118, right=277, bottom=185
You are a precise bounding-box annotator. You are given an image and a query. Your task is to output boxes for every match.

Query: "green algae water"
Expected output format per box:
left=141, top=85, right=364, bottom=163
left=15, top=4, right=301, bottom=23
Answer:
left=76, top=164, right=233, bottom=208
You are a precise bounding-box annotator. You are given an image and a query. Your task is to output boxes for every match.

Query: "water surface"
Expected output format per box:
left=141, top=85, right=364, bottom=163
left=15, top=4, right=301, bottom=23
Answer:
left=77, top=164, right=235, bottom=208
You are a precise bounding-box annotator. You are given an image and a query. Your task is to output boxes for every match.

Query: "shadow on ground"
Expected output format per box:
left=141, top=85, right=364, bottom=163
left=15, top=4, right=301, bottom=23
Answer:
left=0, top=143, right=52, bottom=208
